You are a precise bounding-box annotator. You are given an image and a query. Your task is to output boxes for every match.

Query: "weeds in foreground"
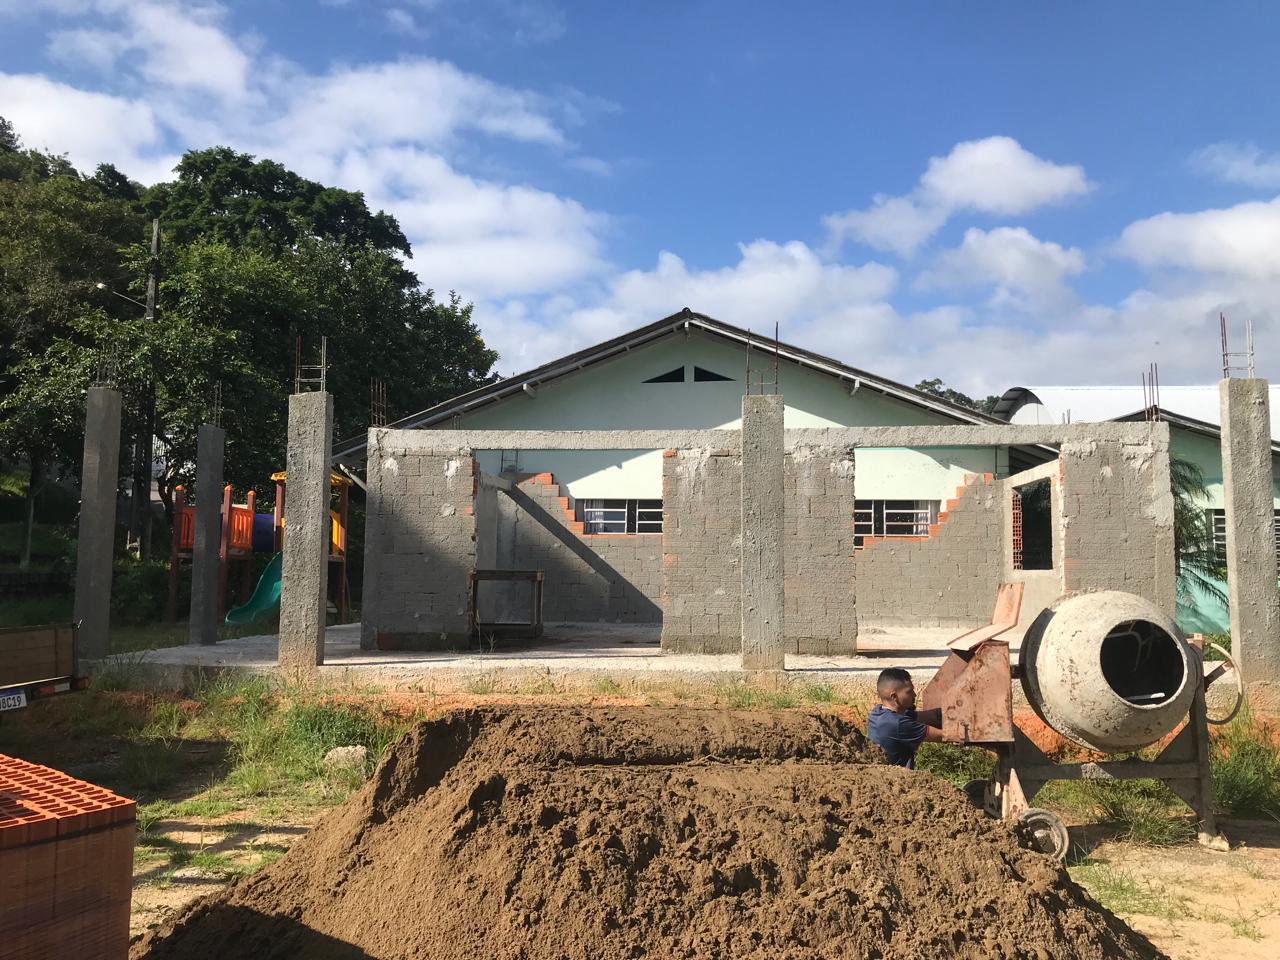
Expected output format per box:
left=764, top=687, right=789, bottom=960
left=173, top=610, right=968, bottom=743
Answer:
left=914, top=743, right=997, bottom=786
left=713, top=681, right=798, bottom=709
left=91, top=650, right=152, bottom=692
left=800, top=682, right=840, bottom=705
left=1211, top=709, right=1280, bottom=820
left=1039, top=778, right=1193, bottom=846
left=466, top=672, right=501, bottom=695
left=1069, top=862, right=1187, bottom=922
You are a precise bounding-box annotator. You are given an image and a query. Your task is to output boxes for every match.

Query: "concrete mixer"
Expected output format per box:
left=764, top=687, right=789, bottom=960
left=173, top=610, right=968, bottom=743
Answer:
left=920, top=586, right=1242, bottom=860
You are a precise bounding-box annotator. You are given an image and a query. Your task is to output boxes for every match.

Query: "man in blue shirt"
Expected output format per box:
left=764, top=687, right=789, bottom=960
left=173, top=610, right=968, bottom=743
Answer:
left=867, top=668, right=944, bottom=768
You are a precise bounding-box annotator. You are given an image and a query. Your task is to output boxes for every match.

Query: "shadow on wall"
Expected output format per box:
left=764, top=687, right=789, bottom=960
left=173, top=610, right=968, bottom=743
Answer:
left=497, top=474, right=663, bottom=624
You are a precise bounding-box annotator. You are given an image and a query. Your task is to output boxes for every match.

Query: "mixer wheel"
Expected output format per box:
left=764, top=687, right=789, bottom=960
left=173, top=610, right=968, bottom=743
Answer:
left=1016, top=807, right=1070, bottom=861
left=962, top=779, right=993, bottom=815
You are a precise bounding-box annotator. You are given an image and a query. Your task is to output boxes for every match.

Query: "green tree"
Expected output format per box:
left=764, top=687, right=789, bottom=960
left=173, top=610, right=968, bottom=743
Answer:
left=0, top=120, right=144, bottom=566
left=915, top=377, right=1001, bottom=417
left=1170, top=456, right=1227, bottom=612
left=0, top=124, right=499, bottom=571
left=145, top=147, right=410, bottom=257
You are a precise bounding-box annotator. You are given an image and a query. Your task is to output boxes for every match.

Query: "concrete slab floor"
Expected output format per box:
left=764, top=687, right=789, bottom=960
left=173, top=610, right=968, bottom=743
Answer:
left=111, top=621, right=1030, bottom=694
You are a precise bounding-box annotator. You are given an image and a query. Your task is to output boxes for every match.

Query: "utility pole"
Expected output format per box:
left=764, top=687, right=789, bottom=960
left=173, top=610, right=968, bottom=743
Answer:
left=128, top=219, right=160, bottom=559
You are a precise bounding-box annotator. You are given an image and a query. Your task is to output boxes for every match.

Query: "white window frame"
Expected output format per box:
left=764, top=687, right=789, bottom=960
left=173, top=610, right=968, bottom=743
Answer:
left=1207, top=507, right=1280, bottom=563
left=579, top=498, right=663, bottom=534
left=854, top=499, right=938, bottom=549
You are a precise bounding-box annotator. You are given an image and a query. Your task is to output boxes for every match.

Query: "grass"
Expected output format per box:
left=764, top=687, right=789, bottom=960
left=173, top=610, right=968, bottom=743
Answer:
left=800, top=682, right=841, bottom=705
left=1069, top=861, right=1186, bottom=921
left=713, top=680, right=798, bottom=709
left=592, top=676, right=622, bottom=696
left=1039, top=778, right=1194, bottom=846
left=1211, top=709, right=1280, bottom=820
left=466, top=672, right=501, bottom=695
left=914, top=742, right=997, bottom=786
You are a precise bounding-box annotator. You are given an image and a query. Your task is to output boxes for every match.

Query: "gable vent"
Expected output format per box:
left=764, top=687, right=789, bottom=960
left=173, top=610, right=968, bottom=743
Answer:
left=693, top=366, right=734, bottom=382
left=644, top=367, right=685, bottom=383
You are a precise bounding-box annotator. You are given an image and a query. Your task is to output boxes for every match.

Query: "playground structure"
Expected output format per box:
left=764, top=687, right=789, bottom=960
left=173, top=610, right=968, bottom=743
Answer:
left=164, top=470, right=351, bottom=626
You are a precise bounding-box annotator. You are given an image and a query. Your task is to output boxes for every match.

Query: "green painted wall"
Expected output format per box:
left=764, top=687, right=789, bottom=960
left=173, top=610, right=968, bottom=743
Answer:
left=454, top=331, right=998, bottom=498
left=1168, top=426, right=1280, bottom=635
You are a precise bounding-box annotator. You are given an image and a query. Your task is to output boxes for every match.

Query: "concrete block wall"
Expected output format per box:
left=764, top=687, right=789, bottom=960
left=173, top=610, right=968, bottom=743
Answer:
left=661, top=446, right=858, bottom=654
left=661, top=449, right=742, bottom=653
left=855, top=474, right=1005, bottom=626
left=785, top=446, right=858, bottom=654
left=1059, top=438, right=1176, bottom=614
left=362, top=439, right=477, bottom=647
left=504, top=473, right=661, bottom=622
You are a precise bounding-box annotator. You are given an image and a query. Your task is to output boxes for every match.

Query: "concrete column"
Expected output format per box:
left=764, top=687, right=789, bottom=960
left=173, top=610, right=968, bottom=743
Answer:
left=1219, top=379, right=1280, bottom=706
left=741, top=394, right=785, bottom=670
left=73, top=387, right=123, bottom=661
left=360, top=429, right=383, bottom=651
left=188, top=424, right=225, bottom=646
left=279, top=392, right=333, bottom=676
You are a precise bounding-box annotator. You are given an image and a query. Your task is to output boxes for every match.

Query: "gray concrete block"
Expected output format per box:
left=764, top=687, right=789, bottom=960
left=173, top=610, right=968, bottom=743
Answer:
left=188, top=424, right=225, bottom=647
left=279, top=392, right=333, bottom=677
left=73, top=387, right=122, bottom=661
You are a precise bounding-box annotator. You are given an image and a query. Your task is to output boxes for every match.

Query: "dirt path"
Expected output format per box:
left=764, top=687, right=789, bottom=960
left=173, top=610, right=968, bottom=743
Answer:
left=1068, top=822, right=1280, bottom=960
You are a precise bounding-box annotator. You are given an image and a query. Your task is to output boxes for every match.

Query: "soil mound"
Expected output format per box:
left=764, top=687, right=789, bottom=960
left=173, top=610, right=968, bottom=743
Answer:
left=132, top=706, right=1164, bottom=960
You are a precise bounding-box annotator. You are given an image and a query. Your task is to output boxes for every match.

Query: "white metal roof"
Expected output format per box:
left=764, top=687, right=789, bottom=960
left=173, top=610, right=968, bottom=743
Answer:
left=1006, top=385, right=1280, bottom=440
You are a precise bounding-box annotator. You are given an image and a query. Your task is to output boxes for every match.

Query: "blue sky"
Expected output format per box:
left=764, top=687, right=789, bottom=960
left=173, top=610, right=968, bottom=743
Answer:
left=3, top=1, right=1280, bottom=394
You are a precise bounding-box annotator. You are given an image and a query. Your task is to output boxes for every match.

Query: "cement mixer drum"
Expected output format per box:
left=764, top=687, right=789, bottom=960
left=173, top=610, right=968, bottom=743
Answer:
left=1019, top=591, right=1197, bottom=753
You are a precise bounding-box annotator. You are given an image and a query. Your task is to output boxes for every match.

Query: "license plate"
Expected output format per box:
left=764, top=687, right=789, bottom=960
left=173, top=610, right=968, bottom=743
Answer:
left=0, top=689, right=27, bottom=712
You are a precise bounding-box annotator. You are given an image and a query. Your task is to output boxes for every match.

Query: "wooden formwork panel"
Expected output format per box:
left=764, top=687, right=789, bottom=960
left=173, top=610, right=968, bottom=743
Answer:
left=0, top=626, right=75, bottom=687
left=0, top=755, right=135, bottom=960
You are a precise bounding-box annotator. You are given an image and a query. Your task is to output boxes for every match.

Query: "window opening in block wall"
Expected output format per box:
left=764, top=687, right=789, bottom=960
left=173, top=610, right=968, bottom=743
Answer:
left=1013, top=479, right=1053, bottom=570
left=853, top=500, right=938, bottom=549
left=578, top=499, right=663, bottom=534
left=1208, top=508, right=1280, bottom=564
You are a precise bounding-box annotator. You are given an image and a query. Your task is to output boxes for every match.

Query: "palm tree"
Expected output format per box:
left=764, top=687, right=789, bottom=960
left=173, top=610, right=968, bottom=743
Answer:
left=1171, top=457, right=1228, bottom=611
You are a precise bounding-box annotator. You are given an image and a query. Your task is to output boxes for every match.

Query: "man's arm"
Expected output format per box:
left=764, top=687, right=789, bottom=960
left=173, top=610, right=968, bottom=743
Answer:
left=921, top=724, right=945, bottom=743
left=916, top=707, right=943, bottom=728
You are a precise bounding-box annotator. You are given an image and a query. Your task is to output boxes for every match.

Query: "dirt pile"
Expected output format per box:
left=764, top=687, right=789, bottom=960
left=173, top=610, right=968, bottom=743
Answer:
left=132, top=706, right=1164, bottom=960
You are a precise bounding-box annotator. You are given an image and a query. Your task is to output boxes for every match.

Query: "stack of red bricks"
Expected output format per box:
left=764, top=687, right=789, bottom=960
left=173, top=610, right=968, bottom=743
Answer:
left=0, top=755, right=135, bottom=960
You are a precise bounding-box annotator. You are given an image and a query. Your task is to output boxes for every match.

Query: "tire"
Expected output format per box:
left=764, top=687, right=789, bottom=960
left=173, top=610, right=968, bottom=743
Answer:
left=1016, top=807, right=1070, bottom=861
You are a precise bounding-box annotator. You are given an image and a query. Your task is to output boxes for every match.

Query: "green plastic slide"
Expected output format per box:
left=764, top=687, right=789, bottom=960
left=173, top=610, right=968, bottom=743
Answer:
left=224, top=552, right=283, bottom=625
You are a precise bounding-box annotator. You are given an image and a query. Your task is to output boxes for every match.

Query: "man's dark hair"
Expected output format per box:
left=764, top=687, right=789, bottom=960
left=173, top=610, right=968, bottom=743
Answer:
left=877, top=667, right=912, bottom=698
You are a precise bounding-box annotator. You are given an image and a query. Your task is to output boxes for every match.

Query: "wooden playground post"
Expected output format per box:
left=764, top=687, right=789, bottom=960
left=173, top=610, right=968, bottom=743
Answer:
left=240, top=489, right=257, bottom=603
left=217, top=484, right=232, bottom=621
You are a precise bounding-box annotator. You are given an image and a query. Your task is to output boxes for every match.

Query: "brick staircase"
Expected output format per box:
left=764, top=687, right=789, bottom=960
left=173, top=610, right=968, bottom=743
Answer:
left=859, top=472, right=993, bottom=550
left=515, top=471, right=585, bottom=534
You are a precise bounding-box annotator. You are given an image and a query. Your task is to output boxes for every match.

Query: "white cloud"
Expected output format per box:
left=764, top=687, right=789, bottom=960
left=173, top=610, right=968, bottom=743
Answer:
left=920, top=137, right=1091, bottom=216
left=44, top=2, right=252, bottom=99
left=385, top=7, right=428, bottom=38
left=822, top=195, right=946, bottom=258
left=1190, top=141, right=1280, bottom=189
left=261, top=59, right=565, bottom=161
left=478, top=240, right=897, bottom=372
left=1, top=1, right=603, bottom=305
left=920, top=227, right=1085, bottom=310
left=0, top=73, right=172, bottom=176
left=1117, top=197, right=1280, bottom=279
left=325, top=147, right=607, bottom=298
left=825, top=136, right=1092, bottom=257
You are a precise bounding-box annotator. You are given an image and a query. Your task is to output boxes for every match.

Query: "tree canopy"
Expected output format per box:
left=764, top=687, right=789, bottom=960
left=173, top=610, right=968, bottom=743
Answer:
left=915, top=378, right=1001, bottom=417
left=0, top=120, right=497, bottom=541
